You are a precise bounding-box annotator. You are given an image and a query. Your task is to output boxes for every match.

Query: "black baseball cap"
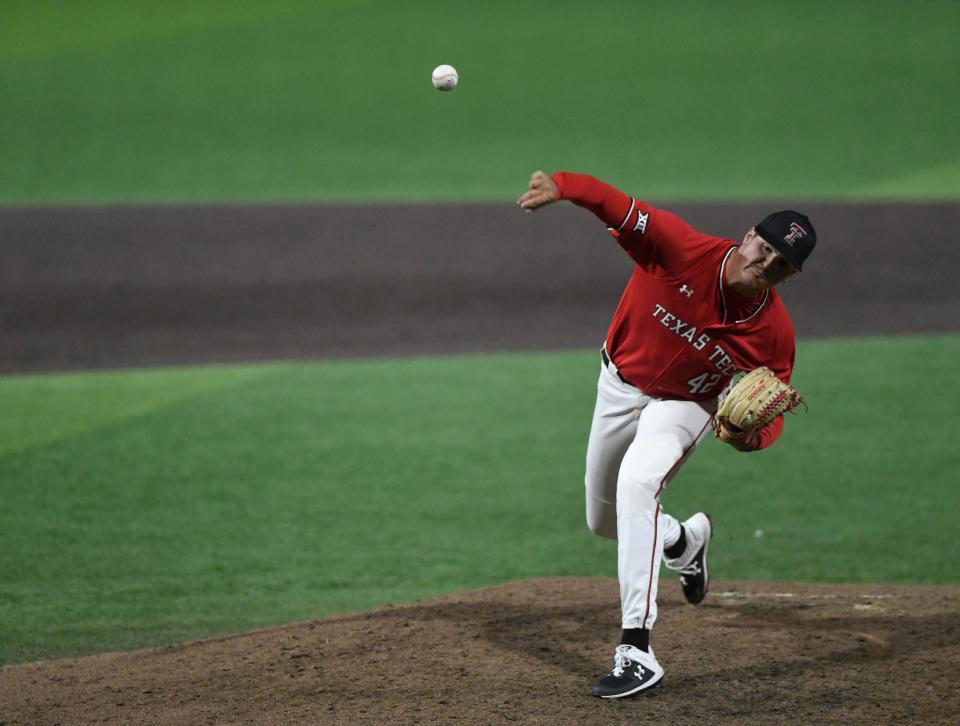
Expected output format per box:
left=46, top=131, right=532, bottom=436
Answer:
left=754, top=210, right=816, bottom=271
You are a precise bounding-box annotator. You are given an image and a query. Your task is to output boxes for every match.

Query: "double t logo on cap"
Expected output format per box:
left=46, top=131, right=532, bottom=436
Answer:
left=754, top=210, right=817, bottom=271
left=784, top=222, right=807, bottom=245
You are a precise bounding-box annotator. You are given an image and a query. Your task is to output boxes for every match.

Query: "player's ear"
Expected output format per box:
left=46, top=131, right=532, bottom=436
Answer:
left=741, top=228, right=755, bottom=246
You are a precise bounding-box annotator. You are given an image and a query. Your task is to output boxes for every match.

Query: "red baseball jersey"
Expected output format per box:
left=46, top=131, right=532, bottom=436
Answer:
left=553, top=172, right=796, bottom=450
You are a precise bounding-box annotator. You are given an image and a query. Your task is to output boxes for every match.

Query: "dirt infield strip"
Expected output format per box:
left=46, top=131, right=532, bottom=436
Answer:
left=3, top=201, right=958, bottom=373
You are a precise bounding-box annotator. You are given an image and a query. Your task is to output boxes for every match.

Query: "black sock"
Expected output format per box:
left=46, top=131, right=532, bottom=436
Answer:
left=664, top=525, right=687, bottom=559
left=620, top=628, right=649, bottom=652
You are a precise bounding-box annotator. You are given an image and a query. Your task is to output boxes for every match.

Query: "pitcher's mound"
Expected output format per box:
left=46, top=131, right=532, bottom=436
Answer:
left=4, top=577, right=959, bottom=725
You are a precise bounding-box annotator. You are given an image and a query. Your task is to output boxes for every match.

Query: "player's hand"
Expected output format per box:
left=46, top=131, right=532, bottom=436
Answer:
left=517, top=170, right=559, bottom=212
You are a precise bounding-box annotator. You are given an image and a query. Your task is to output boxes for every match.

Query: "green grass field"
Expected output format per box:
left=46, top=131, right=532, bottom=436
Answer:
left=2, top=335, right=957, bottom=663
left=2, top=0, right=959, bottom=203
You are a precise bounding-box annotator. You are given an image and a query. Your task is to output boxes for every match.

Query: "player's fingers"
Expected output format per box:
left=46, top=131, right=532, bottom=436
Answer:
left=517, top=191, right=546, bottom=211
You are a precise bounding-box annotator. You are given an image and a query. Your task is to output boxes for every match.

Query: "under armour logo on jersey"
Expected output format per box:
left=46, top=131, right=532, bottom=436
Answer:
left=633, top=211, right=649, bottom=235
left=679, top=284, right=694, bottom=298
left=784, top=222, right=807, bottom=245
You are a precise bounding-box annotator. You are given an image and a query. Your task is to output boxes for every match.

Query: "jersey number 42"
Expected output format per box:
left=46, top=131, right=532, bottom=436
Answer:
left=687, top=372, right=722, bottom=395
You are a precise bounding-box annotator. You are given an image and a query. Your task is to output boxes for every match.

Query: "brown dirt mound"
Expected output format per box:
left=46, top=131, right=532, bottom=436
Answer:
left=3, top=577, right=958, bottom=725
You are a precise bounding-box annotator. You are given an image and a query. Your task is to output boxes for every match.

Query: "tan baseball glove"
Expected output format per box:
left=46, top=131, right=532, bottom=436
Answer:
left=714, top=367, right=805, bottom=448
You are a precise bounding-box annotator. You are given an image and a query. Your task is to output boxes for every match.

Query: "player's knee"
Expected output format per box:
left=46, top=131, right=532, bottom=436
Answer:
left=585, top=490, right=617, bottom=539
left=586, top=506, right=617, bottom=539
left=586, top=514, right=617, bottom=539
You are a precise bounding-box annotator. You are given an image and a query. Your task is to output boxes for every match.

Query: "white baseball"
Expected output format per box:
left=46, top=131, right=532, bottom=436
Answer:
left=431, top=64, right=459, bottom=91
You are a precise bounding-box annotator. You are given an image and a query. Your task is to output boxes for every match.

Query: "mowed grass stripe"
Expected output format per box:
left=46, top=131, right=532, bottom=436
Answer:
left=1, top=334, right=957, bottom=663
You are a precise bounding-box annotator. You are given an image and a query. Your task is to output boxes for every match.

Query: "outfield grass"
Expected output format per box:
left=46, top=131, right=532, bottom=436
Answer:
left=1, top=335, right=957, bottom=663
left=2, top=0, right=959, bottom=203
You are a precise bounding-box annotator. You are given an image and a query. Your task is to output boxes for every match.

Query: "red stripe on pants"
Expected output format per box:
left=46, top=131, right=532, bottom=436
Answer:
left=641, top=501, right=661, bottom=629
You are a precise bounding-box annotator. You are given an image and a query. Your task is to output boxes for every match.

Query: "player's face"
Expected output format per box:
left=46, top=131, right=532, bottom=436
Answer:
left=737, top=229, right=797, bottom=291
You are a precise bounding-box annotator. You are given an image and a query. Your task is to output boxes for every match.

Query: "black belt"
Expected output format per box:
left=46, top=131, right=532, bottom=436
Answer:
left=601, top=347, right=630, bottom=385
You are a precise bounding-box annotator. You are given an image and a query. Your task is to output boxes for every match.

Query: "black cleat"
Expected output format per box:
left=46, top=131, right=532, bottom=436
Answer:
left=591, top=644, right=664, bottom=698
left=665, top=512, right=713, bottom=604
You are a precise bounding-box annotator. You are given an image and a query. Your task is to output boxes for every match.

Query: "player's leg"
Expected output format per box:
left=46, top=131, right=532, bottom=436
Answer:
left=660, top=512, right=683, bottom=552
left=593, top=398, right=711, bottom=698
left=583, top=359, right=649, bottom=540
left=617, top=399, right=711, bottom=631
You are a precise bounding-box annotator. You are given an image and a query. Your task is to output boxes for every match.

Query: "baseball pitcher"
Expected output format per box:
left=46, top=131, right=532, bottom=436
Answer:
left=517, top=171, right=814, bottom=698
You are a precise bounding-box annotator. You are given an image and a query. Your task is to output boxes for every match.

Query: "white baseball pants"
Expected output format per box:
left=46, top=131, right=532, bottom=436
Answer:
left=585, top=351, right=713, bottom=630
